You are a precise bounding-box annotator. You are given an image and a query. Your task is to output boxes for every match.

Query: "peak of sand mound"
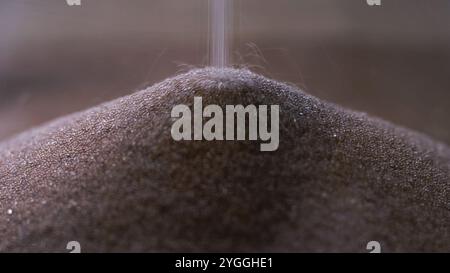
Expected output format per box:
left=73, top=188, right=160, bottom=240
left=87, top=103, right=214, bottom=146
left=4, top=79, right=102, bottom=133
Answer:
left=0, top=68, right=449, bottom=252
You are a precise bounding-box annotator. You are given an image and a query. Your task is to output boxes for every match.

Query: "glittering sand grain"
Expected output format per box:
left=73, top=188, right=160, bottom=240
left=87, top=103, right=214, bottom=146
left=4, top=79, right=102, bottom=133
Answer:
left=0, top=68, right=449, bottom=252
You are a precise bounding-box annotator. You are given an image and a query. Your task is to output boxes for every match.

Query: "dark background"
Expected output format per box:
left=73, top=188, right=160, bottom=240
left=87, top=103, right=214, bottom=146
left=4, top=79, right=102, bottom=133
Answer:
left=1, top=0, right=449, bottom=144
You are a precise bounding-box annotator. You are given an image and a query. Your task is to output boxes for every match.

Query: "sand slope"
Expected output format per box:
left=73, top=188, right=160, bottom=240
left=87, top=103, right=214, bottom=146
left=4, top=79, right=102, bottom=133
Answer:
left=0, top=68, right=449, bottom=252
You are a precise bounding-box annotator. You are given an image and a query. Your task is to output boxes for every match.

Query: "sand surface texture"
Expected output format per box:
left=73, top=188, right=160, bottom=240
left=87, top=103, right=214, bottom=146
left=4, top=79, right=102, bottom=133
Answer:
left=0, top=68, right=449, bottom=252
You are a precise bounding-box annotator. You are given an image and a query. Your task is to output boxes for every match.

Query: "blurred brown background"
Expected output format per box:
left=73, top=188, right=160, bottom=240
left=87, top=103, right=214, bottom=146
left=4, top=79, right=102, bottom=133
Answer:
left=1, top=0, right=450, bottom=144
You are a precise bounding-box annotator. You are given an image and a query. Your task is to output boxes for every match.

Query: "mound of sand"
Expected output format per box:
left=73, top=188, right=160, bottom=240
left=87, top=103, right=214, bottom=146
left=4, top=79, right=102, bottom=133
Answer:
left=0, top=68, right=449, bottom=252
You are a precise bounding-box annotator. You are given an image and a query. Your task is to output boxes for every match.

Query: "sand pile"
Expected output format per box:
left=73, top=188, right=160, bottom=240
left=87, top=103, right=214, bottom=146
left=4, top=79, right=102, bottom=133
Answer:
left=0, top=68, right=449, bottom=252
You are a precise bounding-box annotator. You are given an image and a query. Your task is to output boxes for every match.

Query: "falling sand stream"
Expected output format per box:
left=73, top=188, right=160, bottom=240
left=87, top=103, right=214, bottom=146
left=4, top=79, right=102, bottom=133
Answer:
left=209, top=0, right=233, bottom=68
